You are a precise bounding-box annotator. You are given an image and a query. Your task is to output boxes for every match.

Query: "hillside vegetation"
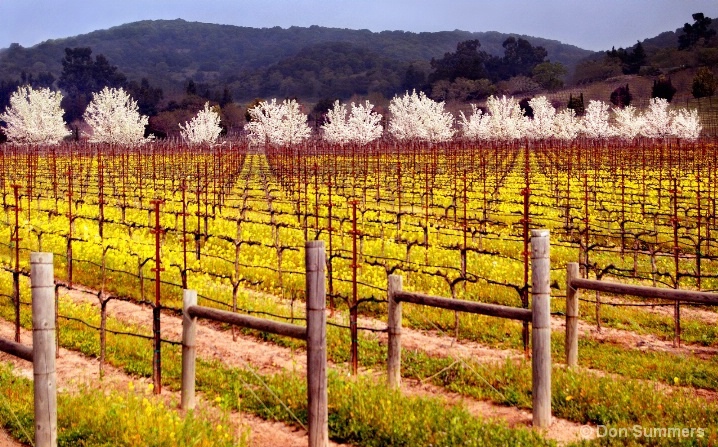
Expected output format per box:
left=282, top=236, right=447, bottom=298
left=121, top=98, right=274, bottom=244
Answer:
left=0, top=19, right=592, bottom=100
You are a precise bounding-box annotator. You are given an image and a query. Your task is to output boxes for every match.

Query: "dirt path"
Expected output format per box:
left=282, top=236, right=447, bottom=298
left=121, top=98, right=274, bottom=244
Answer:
left=0, top=429, right=23, bottom=447
left=61, top=285, right=307, bottom=375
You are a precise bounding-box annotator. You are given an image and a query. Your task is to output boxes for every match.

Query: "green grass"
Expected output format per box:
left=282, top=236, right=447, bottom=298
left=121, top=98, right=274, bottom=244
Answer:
left=0, top=363, right=243, bottom=447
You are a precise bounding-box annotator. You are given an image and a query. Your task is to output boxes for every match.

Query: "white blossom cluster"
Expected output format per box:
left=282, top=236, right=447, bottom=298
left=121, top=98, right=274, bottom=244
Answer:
left=179, top=102, right=223, bottom=145
left=246, top=98, right=311, bottom=146
left=322, top=100, right=383, bottom=145
left=0, top=85, right=70, bottom=145
left=388, top=90, right=455, bottom=142
left=83, top=87, right=151, bottom=145
left=459, top=95, right=702, bottom=141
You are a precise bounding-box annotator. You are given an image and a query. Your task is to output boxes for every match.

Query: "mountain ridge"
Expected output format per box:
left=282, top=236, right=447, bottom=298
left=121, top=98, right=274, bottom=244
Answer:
left=0, top=19, right=594, bottom=99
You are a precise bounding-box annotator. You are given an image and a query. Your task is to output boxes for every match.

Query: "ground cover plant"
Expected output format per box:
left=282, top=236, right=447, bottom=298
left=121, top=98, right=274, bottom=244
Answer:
left=0, top=137, right=717, bottom=445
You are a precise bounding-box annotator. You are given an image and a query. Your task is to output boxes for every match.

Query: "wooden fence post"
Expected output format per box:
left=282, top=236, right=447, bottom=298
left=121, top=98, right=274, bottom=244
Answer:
left=387, top=274, right=402, bottom=388
left=566, top=262, right=580, bottom=368
left=31, top=252, right=57, bottom=447
left=305, top=241, right=328, bottom=447
left=530, top=230, right=551, bottom=428
left=181, top=289, right=198, bottom=410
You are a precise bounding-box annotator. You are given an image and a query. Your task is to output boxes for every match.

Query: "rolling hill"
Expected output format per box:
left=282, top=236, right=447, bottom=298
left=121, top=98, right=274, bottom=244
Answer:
left=0, top=19, right=594, bottom=100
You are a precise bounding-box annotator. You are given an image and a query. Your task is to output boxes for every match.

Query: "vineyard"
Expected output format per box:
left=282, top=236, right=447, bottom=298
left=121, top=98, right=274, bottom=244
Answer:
left=1, top=138, right=717, bottom=446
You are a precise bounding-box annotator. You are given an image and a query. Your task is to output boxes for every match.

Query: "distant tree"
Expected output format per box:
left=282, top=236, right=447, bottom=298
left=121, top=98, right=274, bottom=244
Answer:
left=246, top=98, right=311, bottom=146
left=527, top=96, right=556, bottom=139
left=0, top=79, right=22, bottom=112
left=642, top=98, right=674, bottom=137
left=573, top=58, right=623, bottom=84
left=531, top=62, right=567, bottom=91
left=519, top=97, right=533, bottom=118
left=582, top=100, right=614, bottom=138
left=652, top=76, right=677, bottom=102
left=492, top=37, right=547, bottom=80
left=679, top=13, right=716, bottom=49
left=83, top=87, right=150, bottom=145
left=245, top=98, right=264, bottom=123
left=626, top=42, right=646, bottom=74
left=428, top=40, right=490, bottom=84
left=402, top=63, right=427, bottom=92
left=692, top=67, right=716, bottom=98
left=19, top=71, right=55, bottom=89
left=126, top=78, right=164, bottom=116
left=58, top=47, right=127, bottom=122
left=388, top=90, right=454, bottom=142
left=553, top=108, right=580, bottom=140
left=0, top=85, right=70, bottom=145
left=311, top=98, right=338, bottom=127
left=567, top=93, right=585, bottom=116
left=220, top=87, right=233, bottom=107
left=610, top=84, right=632, bottom=108
left=605, top=42, right=645, bottom=74
left=186, top=79, right=198, bottom=96
left=613, top=105, right=644, bottom=139
left=431, top=78, right=494, bottom=102
left=322, top=100, right=383, bottom=145
left=179, top=102, right=222, bottom=145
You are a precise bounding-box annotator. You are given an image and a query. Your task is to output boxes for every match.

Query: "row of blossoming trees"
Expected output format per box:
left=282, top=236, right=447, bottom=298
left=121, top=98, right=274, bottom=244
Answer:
left=0, top=85, right=223, bottom=146
left=0, top=85, right=704, bottom=146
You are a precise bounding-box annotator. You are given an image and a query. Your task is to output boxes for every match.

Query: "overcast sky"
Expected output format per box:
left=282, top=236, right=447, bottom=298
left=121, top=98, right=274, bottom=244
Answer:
left=1, top=0, right=717, bottom=52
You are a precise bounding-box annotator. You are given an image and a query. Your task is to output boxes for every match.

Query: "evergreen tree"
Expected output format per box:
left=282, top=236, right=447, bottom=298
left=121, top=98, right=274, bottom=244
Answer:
left=692, top=67, right=716, bottom=98
left=652, top=76, right=677, bottom=102
left=610, top=84, right=632, bottom=108
left=126, top=78, right=164, bottom=116
left=567, top=93, right=585, bottom=116
left=58, top=47, right=127, bottom=122
left=679, top=13, right=716, bottom=49
left=428, top=40, right=490, bottom=84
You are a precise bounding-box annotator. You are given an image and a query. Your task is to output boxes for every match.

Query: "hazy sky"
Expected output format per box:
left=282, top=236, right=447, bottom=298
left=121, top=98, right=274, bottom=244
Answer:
left=1, top=0, right=718, bottom=52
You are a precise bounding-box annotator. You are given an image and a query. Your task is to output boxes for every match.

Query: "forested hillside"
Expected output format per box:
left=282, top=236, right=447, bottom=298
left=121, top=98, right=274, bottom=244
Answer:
left=0, top=19, right=592, bottom=100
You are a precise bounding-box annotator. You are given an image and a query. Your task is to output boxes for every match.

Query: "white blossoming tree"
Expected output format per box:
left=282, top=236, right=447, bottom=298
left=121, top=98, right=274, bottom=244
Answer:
left=389, top=90, right=454, bottom=142
left=581, top=100, right=614, bottom=138
left=641, top=98, right=675, bottom=138
left=322, top=100, right=349, bottom=144
left=613, top=105, right=645, bottom=140
left=246, top=98, right=311, bottom=146
left=83, top=87, right=150, bottom=145
left=553, top=108, right=580, bottom=140
left=459, top=105, right=492, bottom=140
left=0, top=85, right=70, bottom=144
left=322, top=100, right=383, bottom=145
left=484, top=95, right=527, bottom=140
left=528, top=96, right=556, bottom=140
left=671, top=108, right=702, bottom=140
left=179, top=102, right=223, bottom=145
left=346, top=100, right=383, bottom=145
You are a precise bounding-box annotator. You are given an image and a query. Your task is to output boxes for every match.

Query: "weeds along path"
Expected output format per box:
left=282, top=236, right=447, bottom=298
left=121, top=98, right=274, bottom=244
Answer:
left=0, top=314, right=339, bottom=447
left=57, top=282, right=582, bottom=444
left=403, top=380, right=593, bottom=445
left=551, top=313, right=718, bottom=358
